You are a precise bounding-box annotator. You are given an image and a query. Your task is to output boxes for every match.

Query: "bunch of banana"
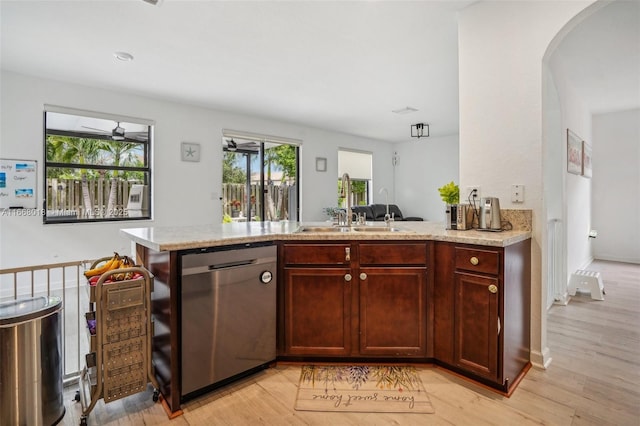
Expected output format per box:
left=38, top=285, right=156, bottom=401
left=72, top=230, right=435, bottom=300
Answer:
left=113, top=255, right=135, bottom=281
left=84, top=252, right=122, bottom=278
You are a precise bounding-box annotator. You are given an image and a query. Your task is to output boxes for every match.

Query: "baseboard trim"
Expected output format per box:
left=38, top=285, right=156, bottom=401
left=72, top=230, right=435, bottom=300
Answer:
left=592, top=256, right=640, bottom=265
left=530, top=347, right=552, bottom=369
left=552, top=292, right=570, bottom=306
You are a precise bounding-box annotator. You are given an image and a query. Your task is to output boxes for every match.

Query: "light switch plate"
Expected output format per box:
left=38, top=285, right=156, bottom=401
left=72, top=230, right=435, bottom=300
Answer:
left=511, top=184, right=524, bottom=203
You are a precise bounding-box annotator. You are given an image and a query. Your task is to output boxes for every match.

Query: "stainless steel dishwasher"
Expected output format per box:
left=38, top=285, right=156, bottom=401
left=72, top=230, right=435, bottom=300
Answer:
left=180, top=242, right=277, bottom=398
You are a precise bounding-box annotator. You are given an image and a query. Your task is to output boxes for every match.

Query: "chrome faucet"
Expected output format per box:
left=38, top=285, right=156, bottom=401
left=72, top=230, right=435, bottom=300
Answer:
left=379, top=187, right=394, bottom=226
left=340, top=173, right=352, bottom=227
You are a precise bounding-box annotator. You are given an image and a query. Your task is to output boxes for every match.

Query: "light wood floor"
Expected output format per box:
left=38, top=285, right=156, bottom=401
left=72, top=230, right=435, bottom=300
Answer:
left=61, top=260, right=640, bottom=425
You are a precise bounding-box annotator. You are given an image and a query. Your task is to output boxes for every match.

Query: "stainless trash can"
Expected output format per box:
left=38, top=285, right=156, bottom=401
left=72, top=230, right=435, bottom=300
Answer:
left=0, top=296, right=65, bottom=426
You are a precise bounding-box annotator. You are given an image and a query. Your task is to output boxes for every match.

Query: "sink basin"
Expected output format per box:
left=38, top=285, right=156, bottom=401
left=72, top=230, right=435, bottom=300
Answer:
left=352, top=226, right=403, bottom=232
left=296, top=226, right=350, bottom=233
left=296, top=225, right=411, bottom=234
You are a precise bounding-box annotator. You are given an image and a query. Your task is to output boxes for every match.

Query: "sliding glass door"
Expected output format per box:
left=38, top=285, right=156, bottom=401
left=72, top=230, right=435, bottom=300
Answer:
left=222, top=138, right=298, bottom=223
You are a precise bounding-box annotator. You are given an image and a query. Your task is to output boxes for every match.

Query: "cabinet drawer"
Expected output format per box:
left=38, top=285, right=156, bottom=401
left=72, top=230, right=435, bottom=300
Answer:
left=455, top=247, right=500, bottom=275
left=283, top=244, right=351, bottom=265
left=359, top=243, right=427, bottom=266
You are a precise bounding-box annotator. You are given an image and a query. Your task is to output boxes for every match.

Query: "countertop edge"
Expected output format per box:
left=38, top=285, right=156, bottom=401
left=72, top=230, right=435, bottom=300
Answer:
left=120, top=224, right=531, bottom=252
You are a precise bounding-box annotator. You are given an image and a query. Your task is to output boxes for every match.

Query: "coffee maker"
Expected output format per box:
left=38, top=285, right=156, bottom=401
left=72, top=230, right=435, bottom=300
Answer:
left=479, top=197, right=502, bottom=231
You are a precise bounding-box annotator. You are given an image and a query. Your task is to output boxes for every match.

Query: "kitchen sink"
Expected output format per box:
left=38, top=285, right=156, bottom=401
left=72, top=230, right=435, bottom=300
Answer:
left=351, top=226, right=404, bottom=232
left=296, top=226, right=351, bottom=233
left=296, top=225, right=411, bottom=233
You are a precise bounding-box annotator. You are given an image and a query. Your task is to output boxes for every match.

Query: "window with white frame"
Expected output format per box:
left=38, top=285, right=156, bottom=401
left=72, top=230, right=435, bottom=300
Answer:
left=337, top=149, right=373, bottom=207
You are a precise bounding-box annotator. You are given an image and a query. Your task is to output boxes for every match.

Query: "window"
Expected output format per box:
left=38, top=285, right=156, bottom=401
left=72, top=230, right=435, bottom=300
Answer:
left=221, top=129, right=300, bottom=223
left=43, top=107, right=153, bottom=223
left=337, top=149, right=373, bottom=207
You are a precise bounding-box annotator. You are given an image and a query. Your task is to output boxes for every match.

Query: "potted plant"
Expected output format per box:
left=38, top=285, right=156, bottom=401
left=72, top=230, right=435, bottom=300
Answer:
left=323, top=207, right=342, bottom=222
left=250, top=195, right=256, bottom=216
left=231, top=199, right=241, bottom=217
left=438, top=181, right=459, bottom=205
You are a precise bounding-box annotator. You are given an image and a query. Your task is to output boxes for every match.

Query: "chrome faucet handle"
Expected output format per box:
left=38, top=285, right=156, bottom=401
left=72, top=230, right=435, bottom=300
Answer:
left=383, top=212, right=395, bottom=226
left=357, top=213, right=366, bottom=225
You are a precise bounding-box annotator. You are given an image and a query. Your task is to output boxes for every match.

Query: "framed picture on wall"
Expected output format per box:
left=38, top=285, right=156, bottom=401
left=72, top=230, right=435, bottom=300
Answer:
left=567, top=129, right=582, bottom=175
left=582, top=141, right=592, bottom=178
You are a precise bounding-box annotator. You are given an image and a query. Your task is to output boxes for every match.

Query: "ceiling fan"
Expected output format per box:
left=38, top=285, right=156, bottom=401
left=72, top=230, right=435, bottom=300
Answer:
left=81, top=122, right=147, bottom=142
left=226, top=138, right=259, bottom=152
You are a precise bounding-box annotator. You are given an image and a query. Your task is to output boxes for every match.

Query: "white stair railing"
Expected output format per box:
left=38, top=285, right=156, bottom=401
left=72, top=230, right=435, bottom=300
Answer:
left=1, top=260, right=94, bottom=384
left=547, top=218, right=568, bottom=306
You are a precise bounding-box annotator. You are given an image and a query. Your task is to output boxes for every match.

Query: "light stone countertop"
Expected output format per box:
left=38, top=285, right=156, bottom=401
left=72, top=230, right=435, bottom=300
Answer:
left=120, top=221, right=531, bottom=252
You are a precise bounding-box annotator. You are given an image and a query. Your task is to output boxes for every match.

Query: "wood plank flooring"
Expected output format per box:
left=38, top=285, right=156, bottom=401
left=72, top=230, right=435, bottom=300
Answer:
left=61, top=260, right=640, bottom=425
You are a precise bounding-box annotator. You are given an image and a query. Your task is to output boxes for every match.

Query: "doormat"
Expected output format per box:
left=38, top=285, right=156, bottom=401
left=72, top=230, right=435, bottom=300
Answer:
left=294, top=365, right=434, bottom=414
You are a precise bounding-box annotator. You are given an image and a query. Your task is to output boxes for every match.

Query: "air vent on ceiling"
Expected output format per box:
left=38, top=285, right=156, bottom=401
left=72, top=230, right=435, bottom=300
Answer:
left=392, top=106, right=419, bottom=115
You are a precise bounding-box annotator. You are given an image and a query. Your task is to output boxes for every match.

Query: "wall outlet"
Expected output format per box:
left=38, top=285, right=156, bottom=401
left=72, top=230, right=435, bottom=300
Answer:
left=465, top=186, right=481, bottom=203
left=511, top=184, right=524, bottom=203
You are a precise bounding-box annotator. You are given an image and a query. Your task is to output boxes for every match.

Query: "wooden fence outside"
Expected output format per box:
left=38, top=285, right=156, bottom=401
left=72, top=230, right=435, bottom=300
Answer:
left=46, top=178, right=293, bottom=221
left=222, top=183, right=292, bottom=221
left=46, top=177, right=142, bottom=218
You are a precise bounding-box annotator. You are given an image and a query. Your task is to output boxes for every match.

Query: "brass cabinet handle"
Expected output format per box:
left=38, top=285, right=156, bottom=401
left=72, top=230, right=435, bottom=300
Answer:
left=470, top=256, right=479, bottom=266
left=344, top=274, right=352, bottom=282
left=359, top=273, right=367, bottom=280
left=488, top=284, right=498, bottom=294
left=345, top=247, right=351, bottom=262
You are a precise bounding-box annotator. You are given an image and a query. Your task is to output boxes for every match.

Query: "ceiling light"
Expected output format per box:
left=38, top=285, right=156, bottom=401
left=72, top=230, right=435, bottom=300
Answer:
left=112, top=123, right=126, bottom=140
left=113, top=51, right=134, bottom=62
left=411, top=123, right=430, bottom=139
left=392, top=106, right=419, bottom=115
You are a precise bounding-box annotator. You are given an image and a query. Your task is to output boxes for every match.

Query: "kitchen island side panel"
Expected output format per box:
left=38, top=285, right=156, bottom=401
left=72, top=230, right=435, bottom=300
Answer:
left=433, top=242, right=455, bottom=364
left=138, top=244, right=182, bottom=415
left=503, top=239, right=531, bottom=384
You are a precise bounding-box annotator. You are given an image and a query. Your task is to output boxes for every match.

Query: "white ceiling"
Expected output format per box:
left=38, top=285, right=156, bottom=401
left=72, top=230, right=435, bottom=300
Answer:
left=1, top=0, right=638, bottom=143
left=554, top=0, right=640, bottom=115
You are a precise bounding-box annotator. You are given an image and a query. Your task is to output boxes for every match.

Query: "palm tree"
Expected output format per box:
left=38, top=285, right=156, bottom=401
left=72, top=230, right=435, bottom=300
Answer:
left=100, top=141, right=141, bottom=217
left=264, top=145, right=296, bottom=220
left=47, top=136, right=104, bottom=216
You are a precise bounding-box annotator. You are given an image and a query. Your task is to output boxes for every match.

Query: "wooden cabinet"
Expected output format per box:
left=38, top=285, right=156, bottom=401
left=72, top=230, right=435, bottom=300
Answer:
left=358, top=243, right=429, bottom=356
left=284, top=268, right=352, bottom=355
left=281, top=243, right=352, bottom=356
left=135, top=235, right=530, bottom=413
left=434, top=240, right=531, bottom=394
left=280, top=241, right=429, bottom=358
left=135, top=245, right=181, bottom=415
left=454, top=271, right=499, bottom=381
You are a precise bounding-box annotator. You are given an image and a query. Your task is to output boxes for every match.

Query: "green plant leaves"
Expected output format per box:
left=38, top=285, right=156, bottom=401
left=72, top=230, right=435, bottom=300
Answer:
left=438, top=181, right=459, bottom=204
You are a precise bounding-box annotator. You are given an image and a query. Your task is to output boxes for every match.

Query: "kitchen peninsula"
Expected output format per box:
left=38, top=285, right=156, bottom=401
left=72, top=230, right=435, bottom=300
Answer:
left=121, top=219, right=531, bottom=415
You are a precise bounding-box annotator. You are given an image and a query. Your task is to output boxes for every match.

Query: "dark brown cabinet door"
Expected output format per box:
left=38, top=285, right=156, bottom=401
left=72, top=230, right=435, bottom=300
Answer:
left=283, top=267, right=352, bottom=356
left=454, top=271, right=500, bottom=382
left=359, top=267, right=427, bottom=356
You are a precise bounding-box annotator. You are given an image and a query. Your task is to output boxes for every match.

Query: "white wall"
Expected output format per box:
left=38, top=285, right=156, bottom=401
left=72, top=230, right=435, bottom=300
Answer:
left=592, top=109, right=640, bottom=264
left=457, top=0, right=594, bottom=369
left=548, top=50, right=594, bottom=274
left=393, top=134, right=459, bottom=222
left=0, top=71, right=395, bottom=268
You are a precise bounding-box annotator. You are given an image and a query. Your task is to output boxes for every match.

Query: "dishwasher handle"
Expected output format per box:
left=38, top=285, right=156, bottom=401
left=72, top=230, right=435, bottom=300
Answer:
left=208, top=259, right=255, bottom=270
left=182, top=256, right=276, bottom=276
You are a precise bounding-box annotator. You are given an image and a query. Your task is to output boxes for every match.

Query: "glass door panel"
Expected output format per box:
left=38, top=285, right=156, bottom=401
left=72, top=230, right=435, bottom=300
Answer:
left=222, top=138, right=298, bottom=223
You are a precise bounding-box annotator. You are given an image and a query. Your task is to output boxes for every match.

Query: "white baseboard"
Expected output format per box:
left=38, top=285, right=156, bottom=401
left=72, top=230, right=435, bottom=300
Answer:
left=593, top=255, right=640, bottom=265
left=530, top=347, right=552, bottom=369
